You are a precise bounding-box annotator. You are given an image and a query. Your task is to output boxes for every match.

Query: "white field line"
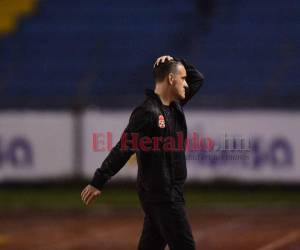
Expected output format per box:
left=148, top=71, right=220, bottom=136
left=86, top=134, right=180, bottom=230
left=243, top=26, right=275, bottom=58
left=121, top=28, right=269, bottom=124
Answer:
left=256, top=231, right=300, bottom=250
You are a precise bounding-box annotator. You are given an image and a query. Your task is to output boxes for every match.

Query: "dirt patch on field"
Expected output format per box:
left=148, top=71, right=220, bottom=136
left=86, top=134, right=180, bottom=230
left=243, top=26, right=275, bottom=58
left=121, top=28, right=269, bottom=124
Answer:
left=1, top=207, right=300, bottom=250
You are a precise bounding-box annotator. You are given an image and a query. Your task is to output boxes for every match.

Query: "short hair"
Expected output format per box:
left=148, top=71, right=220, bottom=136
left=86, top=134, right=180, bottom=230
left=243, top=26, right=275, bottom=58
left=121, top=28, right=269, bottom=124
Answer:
left=153, top=59, right=183, bottom=82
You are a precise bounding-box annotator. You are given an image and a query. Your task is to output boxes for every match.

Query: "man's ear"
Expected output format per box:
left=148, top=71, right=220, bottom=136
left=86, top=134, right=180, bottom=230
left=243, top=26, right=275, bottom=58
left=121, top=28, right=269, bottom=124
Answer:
left=168, top=73, right=175, bottom=85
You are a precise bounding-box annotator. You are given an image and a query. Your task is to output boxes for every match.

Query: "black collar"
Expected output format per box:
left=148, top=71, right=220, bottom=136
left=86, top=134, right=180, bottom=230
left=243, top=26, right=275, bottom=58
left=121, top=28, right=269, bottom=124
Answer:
left=145, top=89, right=163, bottom=105
left=145, top=89, right=183, bottom=113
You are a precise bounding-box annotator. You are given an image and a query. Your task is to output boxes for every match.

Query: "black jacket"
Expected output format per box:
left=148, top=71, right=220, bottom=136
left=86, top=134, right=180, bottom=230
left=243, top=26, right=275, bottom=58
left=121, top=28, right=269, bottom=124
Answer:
left=91, top=59, right=204, bottom=202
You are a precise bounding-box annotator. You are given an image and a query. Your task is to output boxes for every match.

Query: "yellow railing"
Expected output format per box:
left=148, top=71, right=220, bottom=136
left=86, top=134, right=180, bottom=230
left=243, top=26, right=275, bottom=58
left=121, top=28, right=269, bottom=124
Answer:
left=0, top=0, right=38, bottom=36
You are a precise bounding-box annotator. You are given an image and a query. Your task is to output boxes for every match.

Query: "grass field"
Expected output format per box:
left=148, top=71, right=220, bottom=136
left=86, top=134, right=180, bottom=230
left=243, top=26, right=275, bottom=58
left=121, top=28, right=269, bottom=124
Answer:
left=1, top=184, right=300, bottom=211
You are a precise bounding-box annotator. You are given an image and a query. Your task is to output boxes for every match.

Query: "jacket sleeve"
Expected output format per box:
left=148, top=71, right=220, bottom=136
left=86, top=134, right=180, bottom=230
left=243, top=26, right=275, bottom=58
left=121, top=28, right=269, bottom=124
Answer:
left=90, top=107, right=152, bottom=190
left=179, top=59, right=204, bottom=106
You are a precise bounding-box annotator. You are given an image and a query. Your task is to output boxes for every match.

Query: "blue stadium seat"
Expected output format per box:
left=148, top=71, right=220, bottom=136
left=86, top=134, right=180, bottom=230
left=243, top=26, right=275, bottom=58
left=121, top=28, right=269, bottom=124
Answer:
left=0, top=0, right=299, bottom=107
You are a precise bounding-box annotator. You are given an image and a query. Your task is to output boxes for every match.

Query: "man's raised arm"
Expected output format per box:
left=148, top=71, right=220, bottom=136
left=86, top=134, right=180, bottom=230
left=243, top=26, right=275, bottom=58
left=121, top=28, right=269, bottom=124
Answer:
left=180, top=59, right=204, bottom=106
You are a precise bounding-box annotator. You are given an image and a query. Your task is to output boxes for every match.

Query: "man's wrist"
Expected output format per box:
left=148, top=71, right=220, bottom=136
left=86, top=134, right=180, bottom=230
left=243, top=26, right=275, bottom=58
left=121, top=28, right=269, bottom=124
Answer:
left=90, top=177, right=104, bottom=191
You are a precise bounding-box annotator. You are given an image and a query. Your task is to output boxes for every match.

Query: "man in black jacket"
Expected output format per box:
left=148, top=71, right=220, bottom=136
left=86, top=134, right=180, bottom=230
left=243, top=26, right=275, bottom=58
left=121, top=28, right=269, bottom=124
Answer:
left=81, top=55, right=204, bottom=250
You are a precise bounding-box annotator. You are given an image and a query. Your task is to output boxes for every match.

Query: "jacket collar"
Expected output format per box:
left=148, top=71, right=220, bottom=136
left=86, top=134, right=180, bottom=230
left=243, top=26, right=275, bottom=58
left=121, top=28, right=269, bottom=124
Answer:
left=145, top=89, right=163, bottom=105
left=145, top=89, right=183, bottom=113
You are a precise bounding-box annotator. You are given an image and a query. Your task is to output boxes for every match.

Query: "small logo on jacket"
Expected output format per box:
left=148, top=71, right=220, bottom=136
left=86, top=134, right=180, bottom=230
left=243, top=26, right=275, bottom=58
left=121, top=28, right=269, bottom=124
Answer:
left=158, top=115, right=165, bottom=128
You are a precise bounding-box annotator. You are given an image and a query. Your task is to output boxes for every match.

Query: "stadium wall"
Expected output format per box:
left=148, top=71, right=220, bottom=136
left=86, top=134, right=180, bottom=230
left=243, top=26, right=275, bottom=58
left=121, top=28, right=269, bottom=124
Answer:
left=0, top=110, right=299, bottom=184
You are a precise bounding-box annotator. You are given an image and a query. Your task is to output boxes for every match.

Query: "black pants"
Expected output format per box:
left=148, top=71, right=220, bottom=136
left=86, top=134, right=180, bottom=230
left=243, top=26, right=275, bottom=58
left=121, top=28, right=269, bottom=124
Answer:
left=138, top=201, right=196, bottom=250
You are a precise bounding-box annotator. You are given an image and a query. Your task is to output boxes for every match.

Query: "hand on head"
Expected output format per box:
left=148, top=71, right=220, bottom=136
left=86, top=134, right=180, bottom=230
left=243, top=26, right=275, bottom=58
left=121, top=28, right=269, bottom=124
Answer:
left=153, top=55, right=174, bottom=68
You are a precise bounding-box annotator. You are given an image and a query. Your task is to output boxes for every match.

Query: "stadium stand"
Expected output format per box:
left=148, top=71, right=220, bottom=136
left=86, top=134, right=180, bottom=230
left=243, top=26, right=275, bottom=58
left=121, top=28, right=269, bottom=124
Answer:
left=0, top=0, right=37, bottom=35
left=0, top=0, right=299, bottom=108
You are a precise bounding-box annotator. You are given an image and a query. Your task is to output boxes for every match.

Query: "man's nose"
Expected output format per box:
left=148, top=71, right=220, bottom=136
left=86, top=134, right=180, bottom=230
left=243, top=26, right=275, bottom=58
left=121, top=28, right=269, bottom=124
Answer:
left=184, top=81, right=188, bottom=88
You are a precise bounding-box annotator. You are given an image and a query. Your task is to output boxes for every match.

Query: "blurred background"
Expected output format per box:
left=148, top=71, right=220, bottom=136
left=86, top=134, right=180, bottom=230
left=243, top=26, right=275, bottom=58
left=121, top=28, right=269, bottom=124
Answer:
left=0, top=0, right=300, bottom=249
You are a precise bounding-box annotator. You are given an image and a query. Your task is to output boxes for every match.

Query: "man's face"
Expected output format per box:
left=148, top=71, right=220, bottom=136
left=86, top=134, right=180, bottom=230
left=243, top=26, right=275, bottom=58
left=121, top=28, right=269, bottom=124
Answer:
left=170, top=64, right=188, bottom=100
